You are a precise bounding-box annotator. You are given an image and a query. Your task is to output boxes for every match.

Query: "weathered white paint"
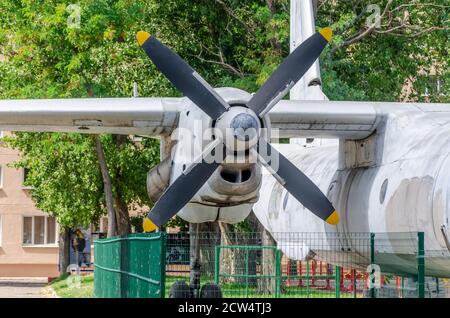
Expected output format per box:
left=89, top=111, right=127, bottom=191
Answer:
left=173, top=88, right=258, bottom=224
left=0, top=97, right=181, bottom=136
left=253, top=105, right=450, bottom=277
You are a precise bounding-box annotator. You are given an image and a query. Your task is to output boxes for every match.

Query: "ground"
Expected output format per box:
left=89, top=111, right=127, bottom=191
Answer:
left=0, top=278, right=51, bottom=298
left=42, top=274, right=361, bottom=298
left=49, top=273, right=94, bottom=298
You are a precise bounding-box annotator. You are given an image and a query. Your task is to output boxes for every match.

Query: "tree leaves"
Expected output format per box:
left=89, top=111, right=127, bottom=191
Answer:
left=0, top=0, right=447, bottom=229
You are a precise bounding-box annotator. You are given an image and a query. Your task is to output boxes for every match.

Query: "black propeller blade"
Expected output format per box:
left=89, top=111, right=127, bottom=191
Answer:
left=256, top=142, right=339, bottom=225
left=137, top=31, right=229, bottom=120
left=138, top=27, right=339, bottom=231
left=247, top=28, right=332, bottom=116
left=143, top=143, right=222, bottom=231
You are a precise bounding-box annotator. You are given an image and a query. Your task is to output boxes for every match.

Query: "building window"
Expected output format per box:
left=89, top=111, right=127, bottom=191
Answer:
left=23, top=215, right=57, bottom=245
left=22, top=168, right=32, bottom=189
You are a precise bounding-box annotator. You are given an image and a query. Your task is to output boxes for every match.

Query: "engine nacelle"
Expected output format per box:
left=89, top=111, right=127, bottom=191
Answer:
left=168, top=87, right=271, bottom=223
left=146, top=155, right=172, bottom=203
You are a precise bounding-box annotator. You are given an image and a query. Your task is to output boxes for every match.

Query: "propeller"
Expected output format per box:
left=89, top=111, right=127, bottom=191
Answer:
left=144, top=141, right=222, bottom=231
left=253, top=142, right=338, bottom=225
left=137, top=28, right=339, bottom=232
left=247, top=28, right=332, bottom=116
left=137, top=32, right=229, bottom=120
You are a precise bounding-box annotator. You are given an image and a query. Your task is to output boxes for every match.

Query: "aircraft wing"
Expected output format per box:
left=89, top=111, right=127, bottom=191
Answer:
left=268, top=100, right=450, bottom=140
left=268, top=100, right=379, bottom=139
left=0, top=97, right=181, bottom=136
left=0, top=97, right=448, bottom=141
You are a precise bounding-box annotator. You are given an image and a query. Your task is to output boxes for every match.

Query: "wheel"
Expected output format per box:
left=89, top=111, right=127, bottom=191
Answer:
left=200, top=283, right=222, bottom=298
left=169, top=281, right=192, bottom=298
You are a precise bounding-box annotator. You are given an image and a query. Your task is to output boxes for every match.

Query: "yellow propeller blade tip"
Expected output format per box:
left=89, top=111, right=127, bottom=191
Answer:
left=325, top=210, right=339, bottom=225
left=136, top=31, right=151, bottom=46
left=319, top=27, right=332, bottom=42
left=143, top=217, right=157, bottom=232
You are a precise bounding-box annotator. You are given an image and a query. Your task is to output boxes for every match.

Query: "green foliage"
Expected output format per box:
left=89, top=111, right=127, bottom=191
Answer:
left=0, top=0, right=447, bottom=230
left=4, top=133, right=103, bottom=227
left=165, top=216, right=189, bottom=232
left=1, top=1, right=447, bottom=101
left=316, top=0, right=449, bottom=102
left=3, top=133, right=159, bottom=228
left=0, top=0, right=167, bottom=229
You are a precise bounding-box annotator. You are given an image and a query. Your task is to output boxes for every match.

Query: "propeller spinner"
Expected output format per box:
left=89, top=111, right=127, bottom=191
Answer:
left=137, top=27, right=339, bottom=232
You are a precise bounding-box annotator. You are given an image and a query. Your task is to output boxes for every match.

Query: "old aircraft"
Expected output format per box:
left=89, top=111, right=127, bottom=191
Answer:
left=0, top=0, right=449, bottom=281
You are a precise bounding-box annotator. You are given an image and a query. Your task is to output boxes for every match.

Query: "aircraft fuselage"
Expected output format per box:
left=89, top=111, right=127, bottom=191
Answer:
left=254, top=103, right=450, bottom=277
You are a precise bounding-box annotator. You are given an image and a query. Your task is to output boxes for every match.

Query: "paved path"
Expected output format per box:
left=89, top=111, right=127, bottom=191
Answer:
left=0, top=278, right=50, bottom=298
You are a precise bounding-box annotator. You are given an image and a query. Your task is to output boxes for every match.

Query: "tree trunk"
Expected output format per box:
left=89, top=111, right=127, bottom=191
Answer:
left=218, top=222, right=236, bottom=283
left=217, top=211, right=262, bottom=287
left=93, top=135, right=116, bottom=238
left=258, top=225, right=277, bottom=294
left=58, top=227, right=70, bottom=275
left=243, top=212, right=259, bottom=287
left=312, top=0, right=318, bottom=18
left=266, top=0, right=283, bottom=53
left=189, top=223, right=201, bottom=297
left=114, top=196, right=131, bottom=235
left=198, top=222, right=220, bottom=277
left=112, top=135, right=132, bottom=235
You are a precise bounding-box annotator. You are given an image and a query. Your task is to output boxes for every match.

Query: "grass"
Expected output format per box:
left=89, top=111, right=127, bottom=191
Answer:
left=48, top=274, right=361, bottom=298
left=164, top=276, right=362, bottom=298
left=49, top=273, right=94, bottom=298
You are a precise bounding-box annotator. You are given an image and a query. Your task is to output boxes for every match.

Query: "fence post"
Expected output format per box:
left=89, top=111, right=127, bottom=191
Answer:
left=94, top=240, right=98, bottom=297
left=417, top=232, right=425, bottom=298
left=245, top=248, right=249, bottom=298
left=335, top=266, right=340, bottom=298
left=160, top=232, right=167, bottom=299
left=275, top=249, right=282, bottom=298
left=306, top=261, right=310, bottom=297
left=118, top=236, right=122, bottom=298
left=370, top=233, right=376, bottom=298
left=214, top=245, right=220, bottom=285
left=401, top=275, right=405, bottom=298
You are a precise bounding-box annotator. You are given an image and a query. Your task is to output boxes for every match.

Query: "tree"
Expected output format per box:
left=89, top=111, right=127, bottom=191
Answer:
left=0, top=0, right=166, bottom=239
left=0, top=0, right=447, bottom=276
left=3, top=133, right=159, bottom=227
left=315, top=0, right=449, bottom=102
left=93, top=135, right=116, bottom=237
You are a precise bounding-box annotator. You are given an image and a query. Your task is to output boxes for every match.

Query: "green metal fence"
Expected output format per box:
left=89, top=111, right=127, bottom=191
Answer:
left=165, top=231, right=435, bottom=298
left=214, top=245, right=283, bottom=298
left=92, top=230, right=449, bottom=298
left=94, top=232, right=166, bottom=298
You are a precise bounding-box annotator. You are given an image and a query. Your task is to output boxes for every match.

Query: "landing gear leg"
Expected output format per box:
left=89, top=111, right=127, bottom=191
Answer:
left=200, top=283, right=223, bottom=298
left=189, top=223, right=201, bottom=298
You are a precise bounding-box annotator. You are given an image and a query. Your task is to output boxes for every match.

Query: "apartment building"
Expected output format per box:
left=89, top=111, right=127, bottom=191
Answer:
left=0, top=132, right=60, bottom=277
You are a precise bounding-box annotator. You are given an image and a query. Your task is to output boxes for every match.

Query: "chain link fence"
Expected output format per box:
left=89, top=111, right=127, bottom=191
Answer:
left=165, top=231, right=450, bottom=298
